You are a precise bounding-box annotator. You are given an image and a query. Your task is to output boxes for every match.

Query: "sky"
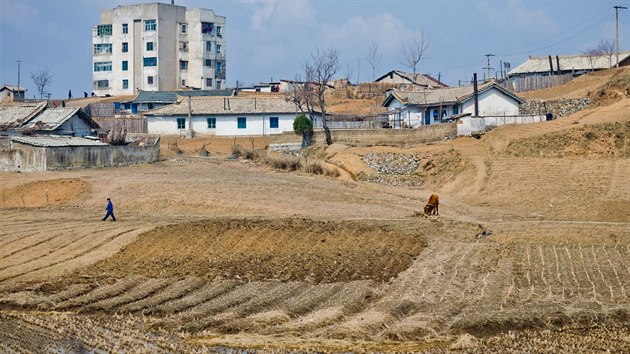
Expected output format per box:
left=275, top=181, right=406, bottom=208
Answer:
left=1, top=0, right=629, bottom=99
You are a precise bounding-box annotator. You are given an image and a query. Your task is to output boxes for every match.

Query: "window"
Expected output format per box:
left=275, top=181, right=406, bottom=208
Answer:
left=94, top=61, right=112, bottom=72
left=146, top=42, right=154, bottom=51
left=207, top=117, right=216, bottom=129
left=216, top=80, right=222, bottom=89
left=147, top=76, right=154, bottom=85
left=143, top=57, right=157, bottom=67
left=181, top=79, right=186, bottom=87
left=97, top=24, right=112, bottom=36
left=179, top=42, right=188, bottom=52
left=95, top=80, right=109, bottom=88
left=269, top=117, right=279, bottom=129
left=216, top=26, right=222, bottom=37
left=179, top=60, right=188, bottom=70
left=205, top=59, right=212, bottom=67
left=122, top=23, right=128, bottom=34
left=122, top=79, right=129, bottom=89
left=216, top=44, right=222, bottom=54
left=206, top=41, right=212, bottom=52
left=237, top=117, right=246, bottom=129
left=215, top=62, right=222, bottom=75
left=122, top=42, right=128, bottom=53
left=122, top=61, right=128, bottom=71
left=206, top=78, right=213, bottom=87
left=201, top=22, right=213, bottom=34
left=144, top=19, right=156, bottom=31
left=180, top=23, right=187, bottom=33
left=93, top=43, right=112, bottom=55
left=177, top=118, right=186, bottom=129
left=453, top=105, right=459, bottom=115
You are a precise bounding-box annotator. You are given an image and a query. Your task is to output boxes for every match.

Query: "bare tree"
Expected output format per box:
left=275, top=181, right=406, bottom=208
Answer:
left=400, top=30, right=429, bottom=79
left=304, top=49, right=339, bottom=145
left=583, top=47, right=600, bottom=72
left=284, top=74, right=316, bottom=121
left=365, top=41, right=382, bottom=81
left=597, top=39, right=616, bottom=67
left=30, top=67, right=53, bottom=100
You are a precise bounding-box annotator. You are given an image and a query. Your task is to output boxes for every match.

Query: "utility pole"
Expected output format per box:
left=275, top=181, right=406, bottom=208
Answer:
left=16, top=60, right=22, bottom=101
left=615, top=5, right=627, bottom=68
left=483, top=53, right=495, bottom=80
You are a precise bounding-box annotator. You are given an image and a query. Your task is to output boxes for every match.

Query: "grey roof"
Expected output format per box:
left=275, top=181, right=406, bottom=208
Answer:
left=144, top=96, right=303, bottom=116
left=0, top=102, right=47, bottom=129
left=133, top=89, right=234, bottom=104
left=384, top=82, right=524, bottom=107
left=22, top=107, right=98, bottom=131
left=375, top=70, right=449, bottom=88
left=1, top=85, right=26, bottom=92
left=508, top=51, right=630, bottom=75
left=11, top=135, right=108, bottom=147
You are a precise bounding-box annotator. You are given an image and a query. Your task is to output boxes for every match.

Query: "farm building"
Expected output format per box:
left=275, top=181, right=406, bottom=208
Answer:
left=383, top=82, right=524, bottom=128
left=0, top=85, right=27, bottom=103
left=508, top=51, right=630, bottom=78
left=21, top=107, right=99, bottom=137
left=0, top=101, right=47, bottom=133
left=143, top=96, right=321, bottom=136
left=375, top=70, right=448, bottom=89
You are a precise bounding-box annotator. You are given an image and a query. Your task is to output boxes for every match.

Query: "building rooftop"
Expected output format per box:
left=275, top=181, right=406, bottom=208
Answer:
left=144, top=96, right=302, bottom=116
left=508, top=51, right=630, bottom=75
left=0, top=101, right=47, bottom=130
left=22, top=107, right=99, bottom=131
left=384, top=82, right=523, bottom=107
left=11, top=135, right=108, bottom=147
left=375, top=70, right=449, bottom=88
left=1, top=85, right=26, bottom=92
left=133, top=89, right=234, bottom=104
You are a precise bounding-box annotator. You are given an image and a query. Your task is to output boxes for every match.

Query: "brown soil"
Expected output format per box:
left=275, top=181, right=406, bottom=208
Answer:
left=0, top=178, right=90, bottom=208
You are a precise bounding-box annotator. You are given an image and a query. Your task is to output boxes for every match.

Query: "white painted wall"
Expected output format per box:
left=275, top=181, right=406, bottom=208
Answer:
left=147, top=113, right=311, bottom=136
left=462, top=88, right=520, bottom=116
left=458, top=115, right=545, bottom=136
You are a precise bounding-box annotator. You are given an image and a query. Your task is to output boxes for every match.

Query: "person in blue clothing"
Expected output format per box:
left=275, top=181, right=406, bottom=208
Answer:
left=102, top=198, right=116, bottom=221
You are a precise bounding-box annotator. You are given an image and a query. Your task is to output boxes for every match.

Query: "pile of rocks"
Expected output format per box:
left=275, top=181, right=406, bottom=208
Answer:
left=520, top=98, right=590, bottom=118
left=362, top=152, right=420, bottom=175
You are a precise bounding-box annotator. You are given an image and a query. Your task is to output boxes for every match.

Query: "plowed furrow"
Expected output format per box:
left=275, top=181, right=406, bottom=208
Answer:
left=83, top=278, right=171, bottom=312
left=119, top=276, right=204, bottom=313
left=54, top=276, right=144, bottom=310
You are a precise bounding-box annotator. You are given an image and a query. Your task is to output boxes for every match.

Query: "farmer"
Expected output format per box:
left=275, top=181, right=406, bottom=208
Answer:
left=102, top=198, right=116, bottom=221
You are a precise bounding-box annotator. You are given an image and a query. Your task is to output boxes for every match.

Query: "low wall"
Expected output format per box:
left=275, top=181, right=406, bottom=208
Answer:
left=270, top=123, right=457, bottom=147
left=0, top=145, right=47, bottom=172
left=458, top=115, right=546, bottom=136
left=519, top=98, right=590, bottom=118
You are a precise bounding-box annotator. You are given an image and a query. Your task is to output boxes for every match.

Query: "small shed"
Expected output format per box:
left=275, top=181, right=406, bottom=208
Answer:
left=0, top=85, right=27, bottom=103
left=21, top=107, right=100, bottom=137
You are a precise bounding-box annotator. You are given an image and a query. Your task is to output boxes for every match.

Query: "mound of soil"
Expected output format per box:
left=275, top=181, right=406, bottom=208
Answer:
left=0, top=178, right=89, bottom=208
left=79, top=218, right=430, bottom=283
left=504, top=121, right=630, bottom=158
left=588, top=69, right=630, bottom=107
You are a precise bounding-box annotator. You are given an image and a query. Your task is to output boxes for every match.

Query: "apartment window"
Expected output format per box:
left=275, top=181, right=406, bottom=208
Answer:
left=122, top=79, right=129, bottom=89
left=179, top=60, right=188, bottom=70
left=215, top=62, right=222, bottom=75
left=97, top=24, right=112, bottom=36
left=147, top=76, right=154, bottom=85
left=206, top=78, right=213, bottom=87
left=269, top=117, right=279, bottom=129
left=143, top=57, right=157, bottom=67
left=181, top=79, right=186, bottom=87
left=216, top=44, right=222, bottom=54
left=144, top=19, right=156, bottom=31
left=95, top=79, right=109, bottom=88
left=216, top=80, right=222, bottom=89
left=207, top=117, right=216, bottom=129
left=94, top=61, right=112, bottom=72
left=180, top=23, right=187, bottom=33
left=201, top=22, right=213, bottom=34
left=122, top=23, right=128, bottom=34
left=146, top=42, right=154, bottom=51
left=179, top=42, right=188, bottom=52
left=122, top=61, right=128, bottom=71
left=206, top=41, right=212, bottom=52
left=122, top=42, right=128, bottom=53
left=205, top=59, right=212, bottom=67
left=177, top=118, right=186, bottom=129
left=237, top=117, right=246, bottom=129
left=216, top=26, right=222, bottom=37
left=93, top=43, right=112, bottom=55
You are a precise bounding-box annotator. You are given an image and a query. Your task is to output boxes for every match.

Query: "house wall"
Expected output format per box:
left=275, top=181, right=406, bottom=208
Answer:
left=147, top=113, right=309, bottom=136
left=462, top=89, right=520, bottom=116
left=58, top=115, right=94, bottom=137
left=386, top=99, right=459, bottom=127
left=457, top=115, right=545, bottom=136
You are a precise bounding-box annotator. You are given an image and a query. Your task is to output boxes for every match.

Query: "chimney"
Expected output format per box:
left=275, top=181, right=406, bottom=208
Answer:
left=473, top=73, right=479, bottom=117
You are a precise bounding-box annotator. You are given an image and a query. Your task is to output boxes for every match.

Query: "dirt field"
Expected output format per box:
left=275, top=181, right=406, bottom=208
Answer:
left=2, top=75, right=630, bottom=352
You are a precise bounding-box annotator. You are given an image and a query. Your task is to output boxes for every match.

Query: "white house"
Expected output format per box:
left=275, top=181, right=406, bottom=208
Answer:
left=382, top=82, right=524, bottom=128
left=143, top=96, right=321, bottom=136
left=375, top=70, right=448, bottom=89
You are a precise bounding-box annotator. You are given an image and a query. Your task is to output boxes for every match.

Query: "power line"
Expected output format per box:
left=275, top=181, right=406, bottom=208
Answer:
left=483, top=53, right=495, bottom=80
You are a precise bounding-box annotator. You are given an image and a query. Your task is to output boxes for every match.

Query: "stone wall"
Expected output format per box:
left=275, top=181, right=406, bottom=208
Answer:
left=270, top=124, right=456, bottom=147
left=519, top=98, right=590, bottom=118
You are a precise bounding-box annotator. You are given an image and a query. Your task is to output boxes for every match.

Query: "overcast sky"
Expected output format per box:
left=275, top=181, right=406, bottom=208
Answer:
left=1, top=0, right=629, bottom=98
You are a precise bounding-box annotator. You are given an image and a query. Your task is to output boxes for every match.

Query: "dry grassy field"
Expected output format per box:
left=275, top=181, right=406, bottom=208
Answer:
left=2, top=71, right=630, bottom=352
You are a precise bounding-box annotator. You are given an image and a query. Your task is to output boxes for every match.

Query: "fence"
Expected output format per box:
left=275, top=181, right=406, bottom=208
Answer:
left=93, top=117, right=147, bottom=134
left=501, top=74, right=573, bottom=92
left=457, top=115, right=546, bottom=136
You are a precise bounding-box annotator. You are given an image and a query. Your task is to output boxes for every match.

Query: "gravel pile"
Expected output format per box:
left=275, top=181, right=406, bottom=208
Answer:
left=362, top=152, right=420, bottom=175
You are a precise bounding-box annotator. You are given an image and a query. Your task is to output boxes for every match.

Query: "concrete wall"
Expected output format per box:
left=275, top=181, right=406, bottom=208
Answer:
left=271, top=124, right=457, bottom=147
left=0, top=139, right=160, bottom=172
left=457, top=115, right=545, bottom=136
left=462, top=89, right=521, bottom=116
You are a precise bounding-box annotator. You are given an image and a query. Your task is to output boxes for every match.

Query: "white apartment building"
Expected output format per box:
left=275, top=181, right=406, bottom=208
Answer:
left=92, top=2, right=226, bottom=96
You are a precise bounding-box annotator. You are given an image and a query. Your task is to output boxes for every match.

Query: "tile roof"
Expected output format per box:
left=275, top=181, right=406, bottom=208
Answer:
left=144, top=96, right=303, bottom=116
left=0, top=101, right=47, bottom=129
left=384, top=82, right=523, bottom=107
left=1, top=85, right=26, bottom=92
left=11, top=135, right=108, bottom=147
left=508, top=51, right=630, bottom=75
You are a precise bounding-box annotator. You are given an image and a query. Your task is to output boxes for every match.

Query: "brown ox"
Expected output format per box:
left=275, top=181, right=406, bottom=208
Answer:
left=424, top=194, right=439, bottom=216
